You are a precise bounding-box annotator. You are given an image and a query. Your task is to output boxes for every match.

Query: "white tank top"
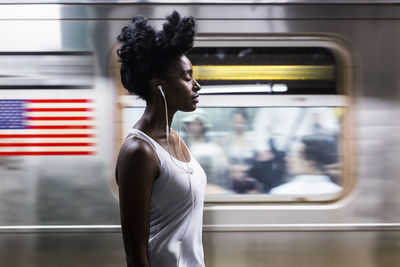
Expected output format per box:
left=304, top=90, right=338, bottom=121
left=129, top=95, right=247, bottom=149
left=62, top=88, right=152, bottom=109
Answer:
left=127, top=128, right=207, bottom=267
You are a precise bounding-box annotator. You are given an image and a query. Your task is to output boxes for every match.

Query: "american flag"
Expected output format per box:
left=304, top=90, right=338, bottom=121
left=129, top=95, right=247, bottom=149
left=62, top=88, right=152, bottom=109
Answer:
left=0, top=99, right=96, bottom=156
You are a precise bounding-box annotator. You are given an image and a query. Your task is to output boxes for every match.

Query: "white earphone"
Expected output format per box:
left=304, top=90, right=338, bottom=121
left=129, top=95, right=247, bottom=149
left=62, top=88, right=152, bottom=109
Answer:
left=157, top=85, right=169, bottom=137
left=157, top=84, right=165, bottom=97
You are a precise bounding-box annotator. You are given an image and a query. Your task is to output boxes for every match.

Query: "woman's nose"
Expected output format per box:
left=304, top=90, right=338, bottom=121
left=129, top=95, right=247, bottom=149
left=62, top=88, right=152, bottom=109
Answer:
left=193, top=79, right=201, bottom=91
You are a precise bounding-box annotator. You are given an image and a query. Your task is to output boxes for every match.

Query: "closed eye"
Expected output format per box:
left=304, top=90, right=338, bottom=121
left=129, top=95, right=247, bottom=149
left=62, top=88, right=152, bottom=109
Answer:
left=184, top=69, right=193, bottom=81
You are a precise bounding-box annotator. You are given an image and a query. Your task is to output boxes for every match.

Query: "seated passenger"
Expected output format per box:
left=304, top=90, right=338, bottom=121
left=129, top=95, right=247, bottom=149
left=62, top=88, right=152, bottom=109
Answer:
left=270, top=135, right=342, bottom=195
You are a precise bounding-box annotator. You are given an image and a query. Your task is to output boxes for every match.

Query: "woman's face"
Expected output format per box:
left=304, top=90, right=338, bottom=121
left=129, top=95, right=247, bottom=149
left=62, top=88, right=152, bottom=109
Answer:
left=162, top=54, right=201, bottom=112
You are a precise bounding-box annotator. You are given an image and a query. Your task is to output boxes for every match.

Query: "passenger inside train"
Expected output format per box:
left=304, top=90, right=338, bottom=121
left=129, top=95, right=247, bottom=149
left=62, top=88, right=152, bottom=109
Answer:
left=269, top=134, right=342, bottom=194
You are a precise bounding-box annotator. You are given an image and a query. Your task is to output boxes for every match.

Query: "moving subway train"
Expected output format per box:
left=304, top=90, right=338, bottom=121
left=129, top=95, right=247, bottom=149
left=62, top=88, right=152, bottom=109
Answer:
left=1, top=1, right=399, bottom=266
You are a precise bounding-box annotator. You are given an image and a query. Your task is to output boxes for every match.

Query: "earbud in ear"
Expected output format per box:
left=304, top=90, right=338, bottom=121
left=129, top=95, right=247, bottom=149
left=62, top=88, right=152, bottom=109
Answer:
left=157, top=84, right=169, bottom=138
left=157, top=85, right=165, bottom=97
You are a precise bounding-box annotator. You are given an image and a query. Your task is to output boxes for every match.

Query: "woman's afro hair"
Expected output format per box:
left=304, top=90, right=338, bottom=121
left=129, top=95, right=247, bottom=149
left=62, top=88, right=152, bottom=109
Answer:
left=117, top=11, right=196, bottom=101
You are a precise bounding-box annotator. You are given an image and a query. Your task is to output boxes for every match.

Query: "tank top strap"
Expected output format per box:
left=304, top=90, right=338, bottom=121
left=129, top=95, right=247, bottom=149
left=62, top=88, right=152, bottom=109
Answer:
left=123, top=128, right=162, bottom=166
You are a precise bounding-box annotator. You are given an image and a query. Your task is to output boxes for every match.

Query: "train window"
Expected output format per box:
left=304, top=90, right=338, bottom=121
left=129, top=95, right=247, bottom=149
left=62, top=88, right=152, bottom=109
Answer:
left=117, top=38, right=353, bottom=203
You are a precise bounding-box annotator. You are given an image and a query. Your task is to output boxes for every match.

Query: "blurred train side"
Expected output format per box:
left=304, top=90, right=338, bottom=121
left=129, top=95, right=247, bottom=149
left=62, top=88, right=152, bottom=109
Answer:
left=1, top=1, right=400, bottom=267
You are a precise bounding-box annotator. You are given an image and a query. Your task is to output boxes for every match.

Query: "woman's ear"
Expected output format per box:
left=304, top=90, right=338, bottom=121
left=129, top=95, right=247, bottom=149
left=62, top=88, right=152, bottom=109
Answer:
left=150, top=78, right=159, bottom=90
left=150, top=78, right=166, bottom=98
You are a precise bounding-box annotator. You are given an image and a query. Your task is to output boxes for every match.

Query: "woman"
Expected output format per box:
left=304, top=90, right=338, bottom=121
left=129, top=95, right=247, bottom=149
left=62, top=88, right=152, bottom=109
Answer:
left=115, top=11, right=206, bottom=267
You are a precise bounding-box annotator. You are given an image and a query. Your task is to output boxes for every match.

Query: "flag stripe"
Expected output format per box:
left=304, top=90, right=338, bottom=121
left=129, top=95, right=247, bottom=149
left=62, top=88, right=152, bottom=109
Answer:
left=26, top=108, right=94, bottom=112
left=27, top=117, right=94, bottom=121
left=27, top=103, right=95, bottom=108
left=28, top=120, right=95, bottom=126
left=0, top=146, right=96, bottom=152
left=0, top=151, right=94, bottom=156
left=29, top=99, right=92, bottom=103
left=0, top=134, right=94, bottom=138
left=27, top=112, right=95, bottom=117
left=0, top=138, right=96, bottom=143
left=0, top=129, right=95, bottom=134
left=28, top=125, right=94, bottom=129
left=0, top=143, right=95, bottom=147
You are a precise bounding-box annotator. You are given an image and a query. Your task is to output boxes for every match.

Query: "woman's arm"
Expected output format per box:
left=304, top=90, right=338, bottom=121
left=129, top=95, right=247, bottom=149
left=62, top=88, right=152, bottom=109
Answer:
left=116, top=139, right=160, bottom=267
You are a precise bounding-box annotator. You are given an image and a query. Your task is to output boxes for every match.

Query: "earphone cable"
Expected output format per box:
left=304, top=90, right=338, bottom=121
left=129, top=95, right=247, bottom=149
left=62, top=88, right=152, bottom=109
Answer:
left=159, top=86, right=195, bottom=267
left=160, top=88, right=192, bottom=174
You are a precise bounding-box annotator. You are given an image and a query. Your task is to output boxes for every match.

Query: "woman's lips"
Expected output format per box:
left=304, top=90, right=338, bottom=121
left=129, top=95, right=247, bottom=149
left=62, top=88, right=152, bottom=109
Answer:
left=192, top=95, right=199, bottom=103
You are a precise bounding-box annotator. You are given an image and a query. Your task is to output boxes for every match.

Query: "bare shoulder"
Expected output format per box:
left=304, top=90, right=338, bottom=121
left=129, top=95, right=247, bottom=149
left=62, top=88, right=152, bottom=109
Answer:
left=116, top=136, right=160, bottom=184
left=119, top=136, right=155, bottom=160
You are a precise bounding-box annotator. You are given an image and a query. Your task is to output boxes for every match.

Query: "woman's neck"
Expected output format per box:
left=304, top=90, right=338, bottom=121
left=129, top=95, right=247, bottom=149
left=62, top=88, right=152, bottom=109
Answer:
left=134, top=101, right=176, bottom=139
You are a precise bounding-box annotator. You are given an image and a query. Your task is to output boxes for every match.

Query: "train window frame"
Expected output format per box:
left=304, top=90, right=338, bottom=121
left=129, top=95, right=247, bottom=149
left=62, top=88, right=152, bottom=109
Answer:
left=113, top=35, right=356, bottom=204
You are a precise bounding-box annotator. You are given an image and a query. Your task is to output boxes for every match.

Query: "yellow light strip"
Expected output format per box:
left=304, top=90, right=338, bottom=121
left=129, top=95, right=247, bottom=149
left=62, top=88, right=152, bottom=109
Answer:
left=193, top=65, right=334, bottom=80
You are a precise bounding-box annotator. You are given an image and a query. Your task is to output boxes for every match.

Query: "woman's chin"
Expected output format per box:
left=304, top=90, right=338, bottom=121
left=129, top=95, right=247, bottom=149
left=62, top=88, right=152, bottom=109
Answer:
left=183, top=105, right=197, bottom=112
